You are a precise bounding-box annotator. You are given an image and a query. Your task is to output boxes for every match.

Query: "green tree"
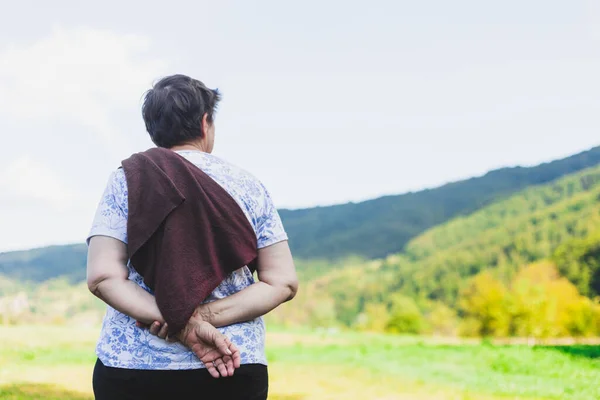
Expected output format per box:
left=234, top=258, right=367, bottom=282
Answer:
left=552, top=231, right=600, bottom=297
left=386, top=294, right=424, bottom=334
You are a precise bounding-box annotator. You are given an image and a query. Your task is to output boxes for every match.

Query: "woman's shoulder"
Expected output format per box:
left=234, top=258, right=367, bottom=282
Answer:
left=98, top=168, right=129, bottom=209
left=108, top=168, right=128, bottom=196
left=186, top=152, right=268, bottom=192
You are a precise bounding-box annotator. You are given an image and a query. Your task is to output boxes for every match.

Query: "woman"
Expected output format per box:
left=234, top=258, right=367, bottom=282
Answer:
left=86, top=74, right=298, bottom=399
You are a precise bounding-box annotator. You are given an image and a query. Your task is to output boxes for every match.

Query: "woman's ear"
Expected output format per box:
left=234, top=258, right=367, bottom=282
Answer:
left=201, top=113, right=210, bottom=137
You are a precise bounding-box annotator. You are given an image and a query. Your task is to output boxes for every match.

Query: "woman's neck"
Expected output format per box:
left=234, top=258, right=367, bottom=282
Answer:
left=170, top=143, right=206, bottom=153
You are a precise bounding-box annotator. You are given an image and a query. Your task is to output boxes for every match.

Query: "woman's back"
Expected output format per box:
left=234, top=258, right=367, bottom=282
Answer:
left=89, top=149, right=288, bottom=370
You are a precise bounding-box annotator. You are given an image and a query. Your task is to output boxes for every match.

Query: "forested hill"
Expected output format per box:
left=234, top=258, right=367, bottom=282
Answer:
left=280, top=146, right=600, bottom=259
left=2, top=146, right=600, bottom=284
left=0, top=244, right=87, bottom=283
left=272, top=162, right=600, bottom=333
left=392, top=163, right=600, bottom=304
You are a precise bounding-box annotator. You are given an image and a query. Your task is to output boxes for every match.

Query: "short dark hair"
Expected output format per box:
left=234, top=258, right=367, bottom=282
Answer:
left=142, top=74, right=221, bottom=148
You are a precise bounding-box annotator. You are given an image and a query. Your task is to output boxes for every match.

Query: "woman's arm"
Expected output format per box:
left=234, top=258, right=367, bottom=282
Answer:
left=191, top=240, right=298, bottom=327
left=146, top=240, right=298, bottom=336
left=87, top=235, right=164, bottom=326
left=87, top=235, right=240, bottom=378
left=88, top=234, right=298, bottom=331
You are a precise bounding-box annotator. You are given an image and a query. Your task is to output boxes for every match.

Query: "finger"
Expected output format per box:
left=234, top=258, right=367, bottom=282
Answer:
left=214, top=335, right=232, bottom=357
left=232, top=349, right=241, bottom=369
left=196, top=348, right=222, bottom=368
left=206, top=363, right=220, bottom=379
left=223, top=355, right=234, bottom=376
left=215, top=359, right=228, bottom=377
left=136, top=321, right=151, bottom=329
left=226, top=338, right=241, bottom=369
left=149, top=321, right=161, bottom=336
left=222, top=338, right=239, bottom=369
left=158, top=323, right=169, bottom=339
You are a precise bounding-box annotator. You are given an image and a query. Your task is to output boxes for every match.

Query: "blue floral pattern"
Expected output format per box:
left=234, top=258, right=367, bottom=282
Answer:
left=87, top=150, right=288, bottom=370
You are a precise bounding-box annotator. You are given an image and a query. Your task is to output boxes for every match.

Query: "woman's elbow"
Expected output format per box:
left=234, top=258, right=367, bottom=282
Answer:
left=285, top=278, right=299, bottom=302
left=87, top=275, right=106, bottom=297
left=87, top=271, right=121, bottom=298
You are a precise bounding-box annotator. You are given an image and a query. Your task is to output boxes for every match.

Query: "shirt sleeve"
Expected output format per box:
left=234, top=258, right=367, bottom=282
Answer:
left=87, top=169, right=129, bottom=245
left=256, top=183, right=288, bottom=249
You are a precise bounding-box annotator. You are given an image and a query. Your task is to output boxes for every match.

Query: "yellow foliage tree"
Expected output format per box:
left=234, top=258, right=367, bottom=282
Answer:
left=356, top=303, right=389, bottom=332
left=510, top=262, right=597, bottom=338
left=460, top=262, right=600, bottom=339
left=510, top=262, right=560, bottom=338
left=459, top=272, right=511, bottom=337
left=426, top=302, right=459, bottom=336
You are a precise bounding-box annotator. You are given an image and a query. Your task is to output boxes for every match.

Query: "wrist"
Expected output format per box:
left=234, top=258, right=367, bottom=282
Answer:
left=191, top=304, right=214, bottom=325
left=178, top=314, right=207, bottom=346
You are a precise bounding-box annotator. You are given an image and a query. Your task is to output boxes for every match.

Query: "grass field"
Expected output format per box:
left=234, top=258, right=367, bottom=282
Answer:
left=0, top=326, right=600, bottom=399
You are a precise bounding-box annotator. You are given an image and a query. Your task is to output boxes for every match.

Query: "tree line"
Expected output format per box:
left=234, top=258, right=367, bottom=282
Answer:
left=270, top=165, right=600, bottom=337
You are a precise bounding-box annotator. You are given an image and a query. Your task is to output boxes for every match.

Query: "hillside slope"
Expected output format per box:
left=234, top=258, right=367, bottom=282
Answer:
left=386, top=163, right=600, bottom=304
left=271, top=164, right=600, bottom=329
left=280, top=146, right=600, bottom=259
left=2, top=146, right=600, bottom=283
left=0, top=245, right=87, bottom=283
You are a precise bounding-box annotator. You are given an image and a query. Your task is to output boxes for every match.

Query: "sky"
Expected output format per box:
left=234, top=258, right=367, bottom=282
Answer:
left=1, top=0, right=599, bottom=252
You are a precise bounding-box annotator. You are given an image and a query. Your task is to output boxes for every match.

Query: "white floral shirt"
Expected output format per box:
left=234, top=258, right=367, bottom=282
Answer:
left=87, top=150, right=288, bottom=370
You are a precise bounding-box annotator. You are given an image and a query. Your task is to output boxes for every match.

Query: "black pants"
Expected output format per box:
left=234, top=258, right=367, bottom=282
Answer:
left=93, top=358, right=268, bottom=400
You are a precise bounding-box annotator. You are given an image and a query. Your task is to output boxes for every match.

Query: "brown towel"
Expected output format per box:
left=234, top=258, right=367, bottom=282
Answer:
left=121, top=147, right=258, bottom=335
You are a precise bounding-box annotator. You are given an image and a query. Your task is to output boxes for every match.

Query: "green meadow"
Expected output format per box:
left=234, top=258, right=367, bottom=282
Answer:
left=1, top=326, right=599, bottom=400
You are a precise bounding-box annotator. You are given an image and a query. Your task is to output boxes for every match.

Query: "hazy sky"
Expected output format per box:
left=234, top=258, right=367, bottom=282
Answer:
left=1, top=0, right=599, bottom=251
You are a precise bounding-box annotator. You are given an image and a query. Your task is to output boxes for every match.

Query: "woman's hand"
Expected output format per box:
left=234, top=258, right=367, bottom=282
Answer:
left=136, top=320, right=171, bottom=340
left=137, top=319, right=241, bottom=378
left=179, top=319, right=241, bottom=378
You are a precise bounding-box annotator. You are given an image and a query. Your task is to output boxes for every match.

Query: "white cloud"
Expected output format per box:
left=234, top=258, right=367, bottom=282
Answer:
left=0, top=26, right=166, bottom=156
left=0, top=156, right=80, bottom=210
left=0, top=27, right=167, bottom=251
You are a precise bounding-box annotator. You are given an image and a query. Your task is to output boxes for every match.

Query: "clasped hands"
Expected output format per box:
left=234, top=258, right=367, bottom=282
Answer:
left=137, top=315, right=240, bottom=379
